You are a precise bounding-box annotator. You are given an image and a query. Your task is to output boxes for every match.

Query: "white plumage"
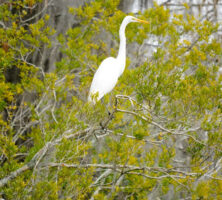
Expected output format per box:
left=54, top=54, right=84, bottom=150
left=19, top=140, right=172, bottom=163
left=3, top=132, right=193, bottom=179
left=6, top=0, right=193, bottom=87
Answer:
left=88, top=16, right=148, bottom=103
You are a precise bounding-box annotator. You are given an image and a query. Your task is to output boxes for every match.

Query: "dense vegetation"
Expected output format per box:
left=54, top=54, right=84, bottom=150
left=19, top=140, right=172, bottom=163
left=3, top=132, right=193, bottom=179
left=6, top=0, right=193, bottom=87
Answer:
left=0, top=0, right=222, bottom=199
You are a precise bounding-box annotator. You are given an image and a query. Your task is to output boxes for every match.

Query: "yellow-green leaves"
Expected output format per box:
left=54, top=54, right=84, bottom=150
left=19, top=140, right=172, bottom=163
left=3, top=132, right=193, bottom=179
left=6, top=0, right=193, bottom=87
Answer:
left=1, top=0, right=222, bottom=199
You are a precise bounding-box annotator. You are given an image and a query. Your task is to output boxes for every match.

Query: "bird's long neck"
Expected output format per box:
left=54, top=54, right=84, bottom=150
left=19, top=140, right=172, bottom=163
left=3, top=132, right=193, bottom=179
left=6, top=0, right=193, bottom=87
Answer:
left=116, top=20, right=127, bottom=76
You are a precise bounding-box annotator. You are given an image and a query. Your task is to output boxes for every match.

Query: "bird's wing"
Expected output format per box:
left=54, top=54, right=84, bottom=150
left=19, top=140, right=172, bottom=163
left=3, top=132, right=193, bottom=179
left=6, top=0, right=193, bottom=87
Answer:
left=88, top=57, right=120, bottom=101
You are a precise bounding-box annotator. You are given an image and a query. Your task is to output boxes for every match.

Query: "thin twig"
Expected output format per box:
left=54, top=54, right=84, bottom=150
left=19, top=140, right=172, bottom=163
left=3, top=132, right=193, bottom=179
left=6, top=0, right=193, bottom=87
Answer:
left=116, top=108, right=205, bottom=145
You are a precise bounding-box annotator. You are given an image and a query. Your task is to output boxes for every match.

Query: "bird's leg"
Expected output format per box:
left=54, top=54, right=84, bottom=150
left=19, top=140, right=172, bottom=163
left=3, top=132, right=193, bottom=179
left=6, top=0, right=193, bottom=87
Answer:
left=99, top=111, right=114, bottom=130
left=101, top=98, right=112, bottom=116
left=100, top=109, right=116, bottom=131
left=107, top=108, right=112, bottom=116
left=99, top=94, right=118, bottom=130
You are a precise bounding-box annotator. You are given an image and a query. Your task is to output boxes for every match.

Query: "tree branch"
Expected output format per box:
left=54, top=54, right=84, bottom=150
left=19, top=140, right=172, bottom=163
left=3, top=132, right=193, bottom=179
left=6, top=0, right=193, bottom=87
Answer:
left=116, top=108, right=205, bottom=145
left=47, top=162, right=198, bottom=178
left=0, top=163, right=31, bottom=188
left=0, top=128, right=93, bottom=188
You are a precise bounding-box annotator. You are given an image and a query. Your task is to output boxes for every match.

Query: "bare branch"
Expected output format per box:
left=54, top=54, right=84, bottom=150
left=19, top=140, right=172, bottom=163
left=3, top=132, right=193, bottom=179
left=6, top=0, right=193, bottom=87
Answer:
left=22, top=0, right=54, bottom=23
left=103, top=129, right=163, bottom=145
left=47, top=162, right=198, bottom=177
left=0, top=164, right=30, bottom=188
left=90, top=169, right=112, bottom=200
left=0, top=128, right=93, bottom=188
left=116, top=108, right=205, bottom=145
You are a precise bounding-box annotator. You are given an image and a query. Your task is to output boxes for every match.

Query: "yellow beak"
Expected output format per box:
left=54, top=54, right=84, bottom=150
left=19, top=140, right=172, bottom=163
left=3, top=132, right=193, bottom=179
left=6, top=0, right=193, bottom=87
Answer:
left=135, top=18, right=149, bottom=24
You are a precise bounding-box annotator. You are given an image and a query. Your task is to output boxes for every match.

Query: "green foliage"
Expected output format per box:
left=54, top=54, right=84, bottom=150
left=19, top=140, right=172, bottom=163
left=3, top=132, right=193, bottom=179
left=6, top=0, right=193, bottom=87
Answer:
left=0, top=0, right=222, bottom=199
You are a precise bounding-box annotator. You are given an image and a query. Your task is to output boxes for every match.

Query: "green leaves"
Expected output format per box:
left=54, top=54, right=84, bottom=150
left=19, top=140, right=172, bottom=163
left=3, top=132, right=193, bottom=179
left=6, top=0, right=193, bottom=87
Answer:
left=1, top=0, right=222, bottom=199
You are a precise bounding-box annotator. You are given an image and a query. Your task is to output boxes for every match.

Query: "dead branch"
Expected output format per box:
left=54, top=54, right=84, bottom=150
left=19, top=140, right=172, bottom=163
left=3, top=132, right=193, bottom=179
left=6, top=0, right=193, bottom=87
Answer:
left=0, top=128, right=93, bottom=188
left=116, top=108, right=205, bottom=145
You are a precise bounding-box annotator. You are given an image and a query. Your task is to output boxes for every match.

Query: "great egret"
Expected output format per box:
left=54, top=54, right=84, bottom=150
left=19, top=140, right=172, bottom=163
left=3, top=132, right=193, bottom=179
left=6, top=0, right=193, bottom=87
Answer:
left=88, top=16, right=148, bottom=103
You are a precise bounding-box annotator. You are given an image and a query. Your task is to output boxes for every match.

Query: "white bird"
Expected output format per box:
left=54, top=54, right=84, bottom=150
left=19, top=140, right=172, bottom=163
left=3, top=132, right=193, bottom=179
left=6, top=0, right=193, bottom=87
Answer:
left=88, top=16, right=148, bottom=103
